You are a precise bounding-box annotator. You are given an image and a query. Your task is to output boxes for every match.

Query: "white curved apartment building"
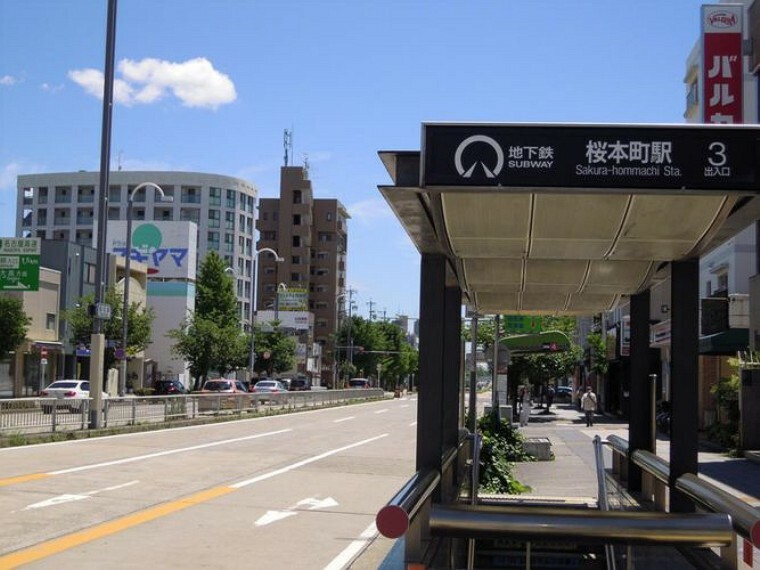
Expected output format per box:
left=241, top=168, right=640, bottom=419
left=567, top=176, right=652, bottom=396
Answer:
left=17, top=171, right=258, bottom=320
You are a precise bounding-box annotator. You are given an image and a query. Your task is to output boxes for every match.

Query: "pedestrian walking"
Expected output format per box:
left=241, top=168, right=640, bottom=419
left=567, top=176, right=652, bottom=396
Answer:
left=519, top=387, right=532, bottom=426
left=580, top=386, right=597, bottom=427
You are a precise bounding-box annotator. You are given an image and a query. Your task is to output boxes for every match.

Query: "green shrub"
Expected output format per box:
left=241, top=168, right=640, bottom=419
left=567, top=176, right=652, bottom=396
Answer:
left=477, top=413, right=532, bottom=494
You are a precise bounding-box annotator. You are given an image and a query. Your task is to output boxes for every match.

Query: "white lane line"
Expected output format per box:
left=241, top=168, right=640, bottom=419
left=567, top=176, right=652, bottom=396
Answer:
left=231, top=434, right=388, bottom=489
left=48, top=429, right=292, bottom=475
left=374, top=409, right=388, bottom=415
left=323, top=522, right=378, bottom=570
left=333, top=416, right=355, bottom=423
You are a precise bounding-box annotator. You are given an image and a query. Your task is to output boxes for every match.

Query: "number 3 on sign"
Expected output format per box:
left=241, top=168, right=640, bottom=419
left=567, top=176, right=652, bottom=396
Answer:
left=708, top=142, right=727, bottom=167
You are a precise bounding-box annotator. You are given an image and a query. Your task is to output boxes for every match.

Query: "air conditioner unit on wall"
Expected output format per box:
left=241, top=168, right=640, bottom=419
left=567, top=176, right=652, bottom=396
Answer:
left=729, top=294, right=750, bottom=328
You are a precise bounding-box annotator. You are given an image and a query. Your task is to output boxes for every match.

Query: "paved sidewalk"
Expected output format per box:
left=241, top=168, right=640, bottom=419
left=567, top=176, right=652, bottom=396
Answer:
left=512, top=401, right=760, bottom=507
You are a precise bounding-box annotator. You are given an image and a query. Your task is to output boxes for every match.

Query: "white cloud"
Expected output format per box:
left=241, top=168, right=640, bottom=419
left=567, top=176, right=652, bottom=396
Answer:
left=347, top=198, right=395, bottom=225
left=0, top=162, right=21, bottom=191
left=68, top=57, right=237, bottom=110
left=41, top=82, right=64, bottom=94
left=1, top=75, right=18, bottom=86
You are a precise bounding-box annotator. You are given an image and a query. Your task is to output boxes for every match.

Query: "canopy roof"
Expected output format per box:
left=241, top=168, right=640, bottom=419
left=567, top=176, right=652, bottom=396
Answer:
left=379, top=123, right=760, bottom=316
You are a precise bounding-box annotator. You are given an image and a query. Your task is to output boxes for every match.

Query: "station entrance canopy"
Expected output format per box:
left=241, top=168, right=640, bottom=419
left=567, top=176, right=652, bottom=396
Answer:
left=379, top=123, right=760, bottom=315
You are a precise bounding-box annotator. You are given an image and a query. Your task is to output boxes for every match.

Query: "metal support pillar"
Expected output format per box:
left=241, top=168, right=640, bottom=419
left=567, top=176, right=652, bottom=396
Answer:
left=628, top=289, right=652, bottom=493
left=416, top=254, right=446, bottom=485
left=442, top=283, right=462, bottom=502
left=670, top=258, right=699, bottom=513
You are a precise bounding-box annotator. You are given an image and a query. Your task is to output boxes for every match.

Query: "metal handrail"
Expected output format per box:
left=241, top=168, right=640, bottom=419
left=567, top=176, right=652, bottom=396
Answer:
left=607, top=436, right=760, bottom=548
left=606, top=434, right=629, bottom=457
left=376, top=469, right=441, bottom=539
left=593, top=436, right=617, bottom=570
left=630, top=449, right=670, bottom=484
left=676, top=473, right=760, bottom=547
left=430, top=504, right=733, bottom=547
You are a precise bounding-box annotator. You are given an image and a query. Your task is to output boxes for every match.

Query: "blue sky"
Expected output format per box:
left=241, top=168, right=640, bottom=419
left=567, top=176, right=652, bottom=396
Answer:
left=1, top=0, right=708, bottom=320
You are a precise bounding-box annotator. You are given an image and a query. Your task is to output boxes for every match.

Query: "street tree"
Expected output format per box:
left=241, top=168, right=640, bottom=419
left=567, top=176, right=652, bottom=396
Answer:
left=64, top=287, right=154, bottom=382
left=0, top=295, right=31, bottom=360
left=252, top=324, right=296, bottom=378
left=167, top=252, right=249, bottom=389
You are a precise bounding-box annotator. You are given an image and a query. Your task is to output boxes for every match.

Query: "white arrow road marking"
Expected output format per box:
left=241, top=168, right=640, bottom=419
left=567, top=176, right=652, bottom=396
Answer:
left=333, top=416, right=355, bottom=423
left=255, top=510, right=298, bottom=526
left=23, top=480, right=139, bottom=510
left=255, top=496, right=339, bottom=527
left=296, top=496, right=339, bottom=510
left=24, top=494, right=90, bottom=510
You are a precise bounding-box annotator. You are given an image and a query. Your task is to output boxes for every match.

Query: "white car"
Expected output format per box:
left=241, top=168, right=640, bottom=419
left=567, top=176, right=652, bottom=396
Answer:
left=40, top=380, right=105, bottom=413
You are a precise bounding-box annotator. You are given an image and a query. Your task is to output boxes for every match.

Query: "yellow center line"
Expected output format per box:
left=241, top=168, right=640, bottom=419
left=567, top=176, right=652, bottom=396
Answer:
left=0, top=486, right=234, bottom=569
left=0, top=473, right=51, bottom=488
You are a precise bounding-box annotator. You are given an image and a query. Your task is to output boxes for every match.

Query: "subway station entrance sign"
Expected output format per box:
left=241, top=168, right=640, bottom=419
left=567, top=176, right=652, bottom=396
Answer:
left=0, top=237, right=41, bottom=291
left=422, top=123, right=760, bottom=193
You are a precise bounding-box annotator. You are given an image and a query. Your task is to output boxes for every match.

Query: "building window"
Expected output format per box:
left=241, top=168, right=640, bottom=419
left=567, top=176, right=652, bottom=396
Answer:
left=315, top=301, right=328, bottom=309
left=316, top=318, right=328, bottom=329
left=327, top=212, right=333, bottom=221
left=247, top=195, right=254, bottom=213
left=181, top=186, right=201, bottom=203
left=318, top=232, right=331, bottom=242
left=224, top=233, right=234, bottom=253
left=291, top=273, right=301, bottom=282
left=225, top=211, right=235, bottom=230
left=226, top=189, right=236, bottom=208
left=272, top=211, right=279, bottom=221
left=208, top=231, right=220, bottom=250
left=292, top=235, right=301, bottom=247
left=293, top=214, right=301, bottom=225
left=264, top=267, right=275, bottom=275
left=46, top=313, right=56, bottom=330
left=262, top=211, right=268, bottom=221
left=208, top=209, right=220, bottom=228
left=209, top=187, right=222, bottom=206
left=292, top=256, right=302, bottom=265
left=85, top=263, right=96, bottom=284
left=717, top=273, right=728, bottom=292
left=316, top=251, right=329, bottom=260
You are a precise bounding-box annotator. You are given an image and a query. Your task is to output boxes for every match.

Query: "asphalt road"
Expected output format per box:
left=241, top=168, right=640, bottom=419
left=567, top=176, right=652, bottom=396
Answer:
left=0, top=396, right=418, bottom=569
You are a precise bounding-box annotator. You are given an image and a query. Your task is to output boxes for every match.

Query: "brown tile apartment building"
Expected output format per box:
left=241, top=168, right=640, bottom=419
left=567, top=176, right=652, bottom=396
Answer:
left=256, top=166, right=349, bottom=385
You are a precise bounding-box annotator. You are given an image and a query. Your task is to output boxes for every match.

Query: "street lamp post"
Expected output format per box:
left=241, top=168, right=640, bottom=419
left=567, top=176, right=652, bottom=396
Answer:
left=250, top=247, right=283, bottom=380
left=274, top=282, right=288, bottom=323
left=119, top=182, right=172, bottom=396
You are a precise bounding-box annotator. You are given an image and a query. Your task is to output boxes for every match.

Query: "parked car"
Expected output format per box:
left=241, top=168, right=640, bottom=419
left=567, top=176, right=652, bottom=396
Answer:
left=348, top=378, right=370, bottom=389
left=251, top=380, right=288, bottom=393
left=289, top=378, right=311, bottom=391
left=40, top=380, right=106, bottom=413
left=200, top=379, right=249, bottom=393
left=555, top=386, right=573, bottom=401
left=153, top=379, right=188, bottom=395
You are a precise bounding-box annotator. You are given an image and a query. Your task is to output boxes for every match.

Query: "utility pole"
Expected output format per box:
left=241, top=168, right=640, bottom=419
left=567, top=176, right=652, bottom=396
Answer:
left=90, top=0, right=118, bottom=429
left=367, top=299, right=376, bottom=321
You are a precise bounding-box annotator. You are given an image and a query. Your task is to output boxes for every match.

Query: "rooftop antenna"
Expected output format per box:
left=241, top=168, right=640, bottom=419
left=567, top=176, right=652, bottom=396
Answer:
left=283, top=129, right=293, bottom=166
left=303, top=153, right=310, bottom=178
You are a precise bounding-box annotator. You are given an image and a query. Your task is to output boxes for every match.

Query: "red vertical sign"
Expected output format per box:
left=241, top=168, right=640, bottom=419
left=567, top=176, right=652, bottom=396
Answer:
left=702, top=5, right=744, bottom=124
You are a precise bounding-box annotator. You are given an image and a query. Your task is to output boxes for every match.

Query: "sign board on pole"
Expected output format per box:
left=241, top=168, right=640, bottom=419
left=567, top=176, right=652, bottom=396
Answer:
left=0, top=238, right=41, bottom=291
left=504, top=315, right=542, bottom=334
left=701, top=4, right=743, bottom=124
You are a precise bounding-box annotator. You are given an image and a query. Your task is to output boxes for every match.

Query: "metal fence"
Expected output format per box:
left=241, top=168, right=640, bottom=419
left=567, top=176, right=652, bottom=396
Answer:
left=0, top=388, right=386, bottom=435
